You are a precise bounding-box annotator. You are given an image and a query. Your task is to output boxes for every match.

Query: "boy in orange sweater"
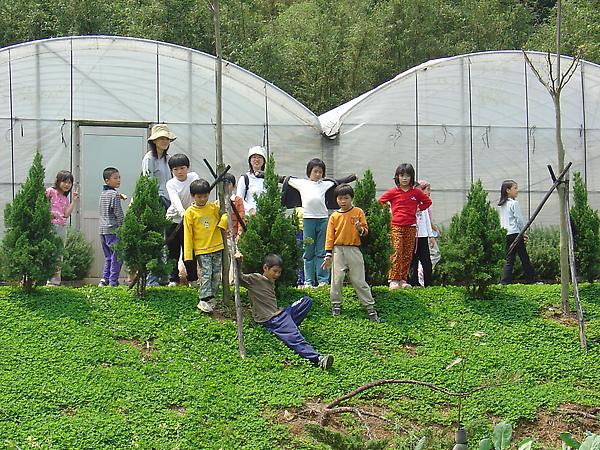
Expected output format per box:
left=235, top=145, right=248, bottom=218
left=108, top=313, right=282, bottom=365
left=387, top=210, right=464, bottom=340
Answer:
left=321, top=184, right=379, bottom=323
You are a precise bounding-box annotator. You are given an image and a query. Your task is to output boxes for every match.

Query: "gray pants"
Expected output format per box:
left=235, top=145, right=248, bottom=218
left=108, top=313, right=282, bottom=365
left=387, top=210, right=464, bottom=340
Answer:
left=330, top=245, right=374, bottom=307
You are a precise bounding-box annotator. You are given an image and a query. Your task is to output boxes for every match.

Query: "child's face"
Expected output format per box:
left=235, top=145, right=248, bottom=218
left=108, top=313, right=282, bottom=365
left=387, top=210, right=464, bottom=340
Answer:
left=171, top=165, right=189, bottom=182
left=58, top=179, right=73, bottom=194
left=336, top=194, right=353, bottom=211
left=263, top=264, right=282, bottom=283
left=227, top=181, right=235, bottom=195
left=507, top=183, right=519, bottom=199
left=105, top=172, right=121, bottom=189
left=398, top=172, right=411, bottom=188
left=192, top=193, right=209, bottom=207
left=309, top=167, right=323, bottom=182
left=422, top=185, right=431, bottom=196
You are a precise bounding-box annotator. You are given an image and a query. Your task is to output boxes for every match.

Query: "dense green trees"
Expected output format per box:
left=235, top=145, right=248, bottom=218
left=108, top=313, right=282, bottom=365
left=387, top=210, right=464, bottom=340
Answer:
left=1, top=151, right=61, bottom=291
left=570, top=171, right=600, bottom=282
left=3, top=0, right=592, bottom=116
left=441, top=180, right=505, bottom=296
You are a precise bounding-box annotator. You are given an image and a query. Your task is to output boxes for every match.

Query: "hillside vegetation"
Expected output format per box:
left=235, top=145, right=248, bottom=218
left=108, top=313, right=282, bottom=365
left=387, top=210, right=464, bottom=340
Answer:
left=1, top=284, right=600, bottom=448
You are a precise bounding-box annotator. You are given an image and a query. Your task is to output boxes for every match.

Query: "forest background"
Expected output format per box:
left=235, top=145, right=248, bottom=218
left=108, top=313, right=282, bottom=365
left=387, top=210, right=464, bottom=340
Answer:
left=2, top=0, right=598, bottom=115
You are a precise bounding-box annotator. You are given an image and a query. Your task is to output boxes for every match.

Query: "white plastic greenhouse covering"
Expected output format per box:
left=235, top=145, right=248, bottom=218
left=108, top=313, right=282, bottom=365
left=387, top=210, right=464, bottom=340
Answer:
left=319, top=50, right=600, bottom=227
left=0, top=36, right=324, bottom=278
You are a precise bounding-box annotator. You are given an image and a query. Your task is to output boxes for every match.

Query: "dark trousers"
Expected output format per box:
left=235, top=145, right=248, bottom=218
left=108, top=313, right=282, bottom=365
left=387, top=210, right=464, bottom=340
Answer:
left=261, top=296, right=320, bottom=364
left=408, top=237, right=433, bottom=287
left=501, top=233, right=537, bottom=284
left=166, top=222, right=198, bottom=282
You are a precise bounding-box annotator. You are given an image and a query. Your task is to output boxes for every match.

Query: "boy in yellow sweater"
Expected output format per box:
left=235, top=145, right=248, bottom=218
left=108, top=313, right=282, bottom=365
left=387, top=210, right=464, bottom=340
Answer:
left=184, top=179, right=228, bottom=312
left=321, top=184, right=379, bottom=323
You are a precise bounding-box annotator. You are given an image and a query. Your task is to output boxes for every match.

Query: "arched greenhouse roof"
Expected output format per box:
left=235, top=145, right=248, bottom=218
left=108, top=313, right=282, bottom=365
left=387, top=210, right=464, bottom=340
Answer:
left=0, top=35, right=323, bottom=190
left=319, top=50, right=600, bottom=225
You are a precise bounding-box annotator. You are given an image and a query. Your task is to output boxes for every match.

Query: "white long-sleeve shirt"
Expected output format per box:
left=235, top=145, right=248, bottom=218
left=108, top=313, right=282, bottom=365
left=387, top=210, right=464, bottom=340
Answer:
left=237, top=172, right=265, bottom=214
left=500, top=198, right=525, bottom=235
left=416, top=209, right=434, bottom=238
left=165, top=172, right=200, bottom=223
left=287, top=178, right=334, bottom=219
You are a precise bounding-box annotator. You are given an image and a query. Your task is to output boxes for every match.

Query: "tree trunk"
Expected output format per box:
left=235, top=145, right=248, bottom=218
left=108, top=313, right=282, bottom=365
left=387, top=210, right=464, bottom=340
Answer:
left=553, top=92, right=570, bottom=313
left=213, top=0, right=231, bottom=306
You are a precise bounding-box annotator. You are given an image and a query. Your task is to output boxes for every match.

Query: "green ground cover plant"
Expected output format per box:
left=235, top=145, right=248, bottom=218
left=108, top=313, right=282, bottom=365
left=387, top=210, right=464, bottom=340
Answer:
left=1, top=284, right=600, bottom=448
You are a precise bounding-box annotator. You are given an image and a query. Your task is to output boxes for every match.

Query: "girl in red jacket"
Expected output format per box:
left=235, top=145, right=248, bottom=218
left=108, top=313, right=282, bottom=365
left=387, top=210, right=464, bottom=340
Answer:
left=379, top=163, right=432, bottom=289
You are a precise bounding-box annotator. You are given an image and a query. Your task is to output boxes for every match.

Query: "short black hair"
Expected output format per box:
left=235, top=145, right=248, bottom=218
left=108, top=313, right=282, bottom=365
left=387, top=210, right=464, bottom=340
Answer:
left=334, top=183, right=354, bottom=198
left=393, top=163, right=416, bottom=187
left=190, top=179, right=211, bottom=195
left=306, top=158, right=326, bottom=178
left=169, top=153, right=190, bottom=169
left=103, top=167, right=119, bottom=181
left=223, top=173, right=236, bottom=186
left=263, top=254, right=283, bottom=269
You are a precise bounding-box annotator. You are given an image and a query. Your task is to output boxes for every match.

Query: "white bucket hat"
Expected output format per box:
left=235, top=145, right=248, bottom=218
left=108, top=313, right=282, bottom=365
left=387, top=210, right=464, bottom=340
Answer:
left=148, top=124, right=177, bottom=142
left=247, top=145, right=267, bottom=160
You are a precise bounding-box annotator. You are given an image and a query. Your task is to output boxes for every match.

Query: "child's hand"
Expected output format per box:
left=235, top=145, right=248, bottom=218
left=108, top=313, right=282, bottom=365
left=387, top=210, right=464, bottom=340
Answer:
left=321, top=255, right=331, bottom=270
left=524, top=234, right=529, bottom=242
left=119, top=193, right=128, bottom=201
left=234, top=251, right=244, bottom=260
left=72, top=189, right=80, bottom=202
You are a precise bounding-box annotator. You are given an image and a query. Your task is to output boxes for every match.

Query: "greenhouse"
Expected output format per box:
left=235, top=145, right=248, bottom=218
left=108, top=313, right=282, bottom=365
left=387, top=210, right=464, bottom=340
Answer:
left=0, top=36, right=324, bottom=278
left=319, top=50, right=600, bottom=225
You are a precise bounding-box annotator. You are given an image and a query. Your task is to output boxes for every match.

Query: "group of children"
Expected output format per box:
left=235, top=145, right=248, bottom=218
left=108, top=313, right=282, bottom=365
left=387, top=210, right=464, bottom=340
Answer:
left=43, top=123, right=540, bottom=369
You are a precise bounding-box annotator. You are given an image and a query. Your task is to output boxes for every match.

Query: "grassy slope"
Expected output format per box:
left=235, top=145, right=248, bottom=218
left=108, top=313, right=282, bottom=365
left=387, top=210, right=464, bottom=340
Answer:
left=1, top=284, right=600, bottom=449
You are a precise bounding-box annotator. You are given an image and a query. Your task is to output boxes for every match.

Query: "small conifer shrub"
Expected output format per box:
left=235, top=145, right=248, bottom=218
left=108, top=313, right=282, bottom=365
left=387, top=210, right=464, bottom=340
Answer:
left=353, top=169, right=392, bottom=286
left=115, top=174, right=172, bottom=298
left=61, top=228, right=94, bottom=281
left=570, top=171, right=600, bottom=282
left=237, top=153, right=301, bottom=287
left=440, top=180, right=504, bottom=295
left=1, top=150, right=61, bottom=291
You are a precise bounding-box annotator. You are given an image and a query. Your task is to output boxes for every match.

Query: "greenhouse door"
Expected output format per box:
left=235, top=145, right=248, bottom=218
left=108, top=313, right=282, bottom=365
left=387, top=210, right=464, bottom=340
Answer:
left=78, top=126, right=148, bottom=281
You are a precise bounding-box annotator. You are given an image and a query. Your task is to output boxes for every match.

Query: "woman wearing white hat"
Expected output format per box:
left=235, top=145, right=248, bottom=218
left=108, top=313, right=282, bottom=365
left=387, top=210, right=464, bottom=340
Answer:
left=143, top=124, right=176, bottom=208
left=236, top=146, right=267, bottom=215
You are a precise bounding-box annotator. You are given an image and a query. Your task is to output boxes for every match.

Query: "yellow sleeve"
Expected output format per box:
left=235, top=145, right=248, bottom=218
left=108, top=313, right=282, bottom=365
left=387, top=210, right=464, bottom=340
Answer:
left=183, top=208, right=194, bottom=261
left=325, top=213, right=336, bottom=252
left=218, top=212, right=228, bottom=231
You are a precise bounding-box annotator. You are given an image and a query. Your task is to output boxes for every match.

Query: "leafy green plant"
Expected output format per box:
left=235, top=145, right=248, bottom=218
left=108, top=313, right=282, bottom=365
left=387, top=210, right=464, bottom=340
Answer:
left=61, top=228, right=94, bottom=280
left=560, top=431, right=600, bottom=450
left=115, top=174, right=172, bottom=298
left=479, top=421, right=533, bottom=450
left=305, top=424, right=390, bottom=449
left=570, top=171, right=600, bottom=282
left=512, top=225, right=560, bottom=282
left=237, top=153, right=301, bottom=287
left=440, top=180, right=505, bottom=295
left=353, top=169, right=393, bottom=286
left=0, top=150, right=61, bottom=291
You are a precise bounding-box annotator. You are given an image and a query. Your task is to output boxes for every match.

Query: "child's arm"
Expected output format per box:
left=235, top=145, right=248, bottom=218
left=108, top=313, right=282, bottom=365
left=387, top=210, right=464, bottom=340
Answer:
left=356, top=209, right=368, bottom=236
left=114, top=192, right=125, bottom=227
left=63, top=189, right=80, bottom=219
left=322, top=215, right=337, bottom=270
left=167, top=181, right=186, bottom=218
left=183, top=211, right=195, bottom=261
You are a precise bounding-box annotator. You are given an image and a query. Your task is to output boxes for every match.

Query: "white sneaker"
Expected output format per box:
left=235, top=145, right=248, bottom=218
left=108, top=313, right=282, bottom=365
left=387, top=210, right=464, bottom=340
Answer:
left=197, top=300, right=213, bottom=313
left=168, top=281, right=179, bottom=287
left=318, top=282, right=329, bottom=287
